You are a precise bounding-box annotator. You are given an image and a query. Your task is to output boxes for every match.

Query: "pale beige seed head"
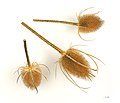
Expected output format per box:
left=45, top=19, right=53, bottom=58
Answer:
left=60, top=48, right=94, bottom=80
left=78, top=14, right=104, bottom=33
left=21, top=63, right=42, bottom=90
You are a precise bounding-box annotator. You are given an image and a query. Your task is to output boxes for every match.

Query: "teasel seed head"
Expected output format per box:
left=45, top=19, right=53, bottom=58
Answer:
left=78, top=14, right=103, bottom=33
left=59, top=48, right=94, bottom=80
left=20, top=63, right=42, bottom=90
left=16, top=40, right=49, bottom=93
left=33, top=7, right=104, bottom=41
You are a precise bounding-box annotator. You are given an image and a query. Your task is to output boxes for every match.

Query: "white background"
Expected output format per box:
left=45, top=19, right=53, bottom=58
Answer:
left=0, top=0, right=119, bottom=103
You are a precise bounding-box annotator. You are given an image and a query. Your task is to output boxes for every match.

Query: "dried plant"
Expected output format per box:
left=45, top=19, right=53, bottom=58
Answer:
left=16, top=40, right=49, bottom=93
left=33, top=7, right=104, bottom=41
left=21, top=22, right=104, bottom=91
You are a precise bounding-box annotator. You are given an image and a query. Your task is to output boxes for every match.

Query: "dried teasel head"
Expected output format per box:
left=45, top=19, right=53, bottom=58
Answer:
left=33, top=7, right=104, bottom=41
left=18, top=63, right=42, bottom=91
left=58, top=47, right=104, bottom=92
left=77, top=14, right=103, bottom=33
left=59, top=46, right=104, bottom=79
left=59, top=48, right=93, bottom=80
left=77, top=7, right=104, bottom=41
left=16, top=40, right=49, bottom=93
left=21, top=22, right=104, bottom=91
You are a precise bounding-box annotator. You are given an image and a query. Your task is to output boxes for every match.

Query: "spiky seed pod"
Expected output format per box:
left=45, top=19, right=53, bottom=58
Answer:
left=33, top=7, right=104, bottom=41
left=16, top=40, right=48, bottom=93
left=78, top=14, right=103, bottom=33
left=20, top=63, right=42, bottom=90
left=59, top=48, right=94, bottom=80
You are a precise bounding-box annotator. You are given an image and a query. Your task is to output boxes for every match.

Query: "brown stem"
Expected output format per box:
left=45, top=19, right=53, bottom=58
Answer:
left=23, top=39, right=31, bottom=67
left=21, top=22, right=65, bottom=55
left=33, top=19, right=78, bottom=26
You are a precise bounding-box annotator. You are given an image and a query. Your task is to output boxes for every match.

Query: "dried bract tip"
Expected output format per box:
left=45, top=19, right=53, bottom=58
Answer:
left=59, top=48, right=95, bottom=80
left=78, top=14, right=104, bottom=33
left=20, top=63, right=42, bottom=90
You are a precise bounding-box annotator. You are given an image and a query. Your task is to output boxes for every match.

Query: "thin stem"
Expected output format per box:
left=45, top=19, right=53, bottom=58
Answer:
left=21, top=22, right=65, bottom=54
left=23, top=39, right=31, bottom=67
left=33, top=19, right=78, bottom=26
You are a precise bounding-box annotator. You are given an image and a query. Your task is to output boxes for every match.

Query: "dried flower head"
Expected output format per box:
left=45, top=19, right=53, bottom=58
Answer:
left=17, top=40, right=48, bottom=93
left=33, top=7, right=104, bottom=41
left=19, top=62, right=42, bottom=91
left=77, top=14, right=103, bottom=33
left=21, top=22, right=104, bottom=91
left=60, top=48, right=92, bottom=79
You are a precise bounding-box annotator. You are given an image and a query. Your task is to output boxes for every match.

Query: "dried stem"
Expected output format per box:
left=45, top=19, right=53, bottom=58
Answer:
left=33, top=19, right=78, bottom=26
left=23, top=39, right=31, bottom=67
left=21, top=22, right=65, bottom=55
